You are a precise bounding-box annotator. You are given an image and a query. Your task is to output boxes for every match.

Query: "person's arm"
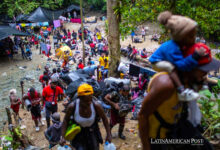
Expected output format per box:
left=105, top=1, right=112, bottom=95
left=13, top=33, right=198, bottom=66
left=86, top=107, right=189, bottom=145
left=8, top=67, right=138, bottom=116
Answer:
left=138, top=74, right=175, bottom=150
left=37, top=93, right=44, bottom=106
left=10, top=98, right=20, bottom=105
left=22, top=94, right=29, bottom=104
left=171, top=53, right=198, bottom=72
left=104, top=94, right=118, bottom=110
left=94, top=103, right=111, bottom=142
left=44, top=126, right=52, bottom=141
left=42, top=89, right=46, bottom=104
left=60, top=102, right=74, bottom=145
left=58, top=86, right=65, bottom=101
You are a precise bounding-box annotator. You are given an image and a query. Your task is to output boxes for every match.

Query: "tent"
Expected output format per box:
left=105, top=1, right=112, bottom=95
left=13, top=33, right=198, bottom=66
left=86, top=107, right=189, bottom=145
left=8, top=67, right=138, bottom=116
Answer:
left=18, top=7, right=65, bottom=23
left=0, top=25, right=29, bottom=40
left=0, top=14, right=13, bottom=23
left=63, top=4, right=83, bottom=18
left=65, top=4, right=81, bottom=13
left=15, top=14, right=29, bottom=22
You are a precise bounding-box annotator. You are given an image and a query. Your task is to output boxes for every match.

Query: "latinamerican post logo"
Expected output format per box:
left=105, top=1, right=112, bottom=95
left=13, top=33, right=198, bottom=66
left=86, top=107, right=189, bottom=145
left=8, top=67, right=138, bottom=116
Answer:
left=151, top=138, right=204, bottom=145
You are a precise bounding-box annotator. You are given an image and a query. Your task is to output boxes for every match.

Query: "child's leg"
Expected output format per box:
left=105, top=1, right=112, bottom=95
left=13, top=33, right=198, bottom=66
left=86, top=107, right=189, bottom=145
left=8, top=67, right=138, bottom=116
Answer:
left=170, top=69, right=185, bottom=93
left=152, top=61, right=199, bottom=101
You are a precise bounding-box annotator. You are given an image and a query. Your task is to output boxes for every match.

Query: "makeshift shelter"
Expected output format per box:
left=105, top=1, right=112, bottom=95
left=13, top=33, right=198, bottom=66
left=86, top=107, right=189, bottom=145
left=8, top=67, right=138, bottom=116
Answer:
left=15, top=14, right=29, bottom=22
left=64, top=4, right=83, bottom=18
left=17, top=7, right=64, bottom=23
left=0, top=25, right=29, bottom=40
left=0, top=14, right=13, bottom=23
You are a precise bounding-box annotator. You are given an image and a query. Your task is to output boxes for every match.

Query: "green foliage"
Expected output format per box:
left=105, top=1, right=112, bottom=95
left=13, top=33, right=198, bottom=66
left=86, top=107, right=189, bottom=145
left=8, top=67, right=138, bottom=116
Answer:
left=68, top=0, right=107, bottom=12
left=87, top=0, right=107, bottom=12
left=0, top=0, right=63, bottom=17
left=0, top=0, right=107, bottom=18
left=0, top=127, right=23, bottom=149
left=215, top=53, right=220, bottom=61
left=118, top=0, right=220, bottom=41
left=198, top=80, right=220, bottom=139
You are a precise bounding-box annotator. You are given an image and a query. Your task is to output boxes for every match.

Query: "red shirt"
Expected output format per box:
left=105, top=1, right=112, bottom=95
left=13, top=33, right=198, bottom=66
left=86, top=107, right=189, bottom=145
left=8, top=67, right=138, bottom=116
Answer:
left=72, top=39, right=76, bottom=44
left=78, top=63, right=84, bottom=69
left=132, top=48, right=138, bottom=55
left=68, top=32, right=71, bottom=39
left=28, top=91, right=40, bottom=106
left=42, top=86, right=63, bottom=104
left=47, top=27, right=52, bottom=32
left=39, top=75, right=44, bottom=83
left=90, top=43, right=95, bottom=48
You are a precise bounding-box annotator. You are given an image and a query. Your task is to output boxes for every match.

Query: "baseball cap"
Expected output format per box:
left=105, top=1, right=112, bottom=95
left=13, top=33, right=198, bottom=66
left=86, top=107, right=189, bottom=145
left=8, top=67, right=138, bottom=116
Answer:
left=51, top=112, right=60, bottom=123
left=77, top=83, right=94, bottom=96
left=184, top=43, right=220, bottom=72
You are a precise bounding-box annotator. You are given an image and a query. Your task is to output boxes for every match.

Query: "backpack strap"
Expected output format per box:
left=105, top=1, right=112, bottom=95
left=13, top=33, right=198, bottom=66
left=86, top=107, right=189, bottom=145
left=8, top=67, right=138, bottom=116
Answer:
left=153, top=102, right=188, bottom=138
left=153, top=111, right=175, bottom=138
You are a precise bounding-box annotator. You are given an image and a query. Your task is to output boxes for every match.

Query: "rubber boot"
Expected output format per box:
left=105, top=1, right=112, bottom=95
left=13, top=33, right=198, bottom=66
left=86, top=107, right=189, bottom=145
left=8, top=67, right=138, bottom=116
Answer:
left=118, top=124, right=126, bottom=140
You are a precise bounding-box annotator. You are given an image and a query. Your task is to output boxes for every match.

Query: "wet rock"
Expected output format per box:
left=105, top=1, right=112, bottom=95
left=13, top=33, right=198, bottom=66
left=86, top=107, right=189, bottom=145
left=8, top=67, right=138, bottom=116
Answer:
left=24, top=145, right=43, bottom=150
left=1, top=72, right=7, bottom=77
left=23, top=75, right=35, bottom=81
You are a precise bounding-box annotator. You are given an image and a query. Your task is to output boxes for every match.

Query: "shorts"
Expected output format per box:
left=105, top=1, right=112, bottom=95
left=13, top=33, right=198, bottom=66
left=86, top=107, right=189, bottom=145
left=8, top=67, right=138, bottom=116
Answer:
left=110, top=110, right=125, bottom=126
left=45, top=102, right=58, bottom=119
left=30, top=104, right=41, bottom=120
left=152, top=61, right=175, bottom=73
left=11, top=103, right=20, bottom=114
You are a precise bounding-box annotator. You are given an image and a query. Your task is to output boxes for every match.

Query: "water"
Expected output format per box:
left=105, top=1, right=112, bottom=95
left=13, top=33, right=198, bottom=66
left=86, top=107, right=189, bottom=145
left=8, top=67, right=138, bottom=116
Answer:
left=0, top=62, right=51, bottom=130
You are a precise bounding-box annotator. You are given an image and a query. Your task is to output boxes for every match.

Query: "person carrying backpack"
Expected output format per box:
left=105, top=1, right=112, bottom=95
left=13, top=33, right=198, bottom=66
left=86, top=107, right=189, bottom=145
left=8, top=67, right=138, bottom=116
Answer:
left=60, top=84, right=111, bottom=150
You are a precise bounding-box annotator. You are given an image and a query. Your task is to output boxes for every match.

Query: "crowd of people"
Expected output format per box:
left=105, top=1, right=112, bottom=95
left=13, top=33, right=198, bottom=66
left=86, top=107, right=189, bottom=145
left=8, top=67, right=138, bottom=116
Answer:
left=7, top=10, right=220, bottom=150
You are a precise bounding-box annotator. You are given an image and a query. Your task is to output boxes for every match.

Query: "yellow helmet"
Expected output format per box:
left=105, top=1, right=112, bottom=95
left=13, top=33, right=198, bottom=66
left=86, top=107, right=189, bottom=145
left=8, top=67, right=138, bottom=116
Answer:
left=77, top=83, right=94, bottom=96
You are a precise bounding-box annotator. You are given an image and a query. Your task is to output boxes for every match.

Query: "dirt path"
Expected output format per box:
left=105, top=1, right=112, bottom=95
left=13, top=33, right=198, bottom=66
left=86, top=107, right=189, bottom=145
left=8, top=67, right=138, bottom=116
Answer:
left=8, top=102, right=141, bottom=150
left=0, top=19, right=161, bottom=149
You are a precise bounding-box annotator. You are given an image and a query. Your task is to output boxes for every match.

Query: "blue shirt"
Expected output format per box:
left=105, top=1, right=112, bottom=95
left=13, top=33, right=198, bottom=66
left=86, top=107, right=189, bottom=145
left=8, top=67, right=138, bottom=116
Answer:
left=83, top=65, right=98, bottom=75
left=89, top=60, right=95, bottom=65
left=149, top=40, right=198, bottom=72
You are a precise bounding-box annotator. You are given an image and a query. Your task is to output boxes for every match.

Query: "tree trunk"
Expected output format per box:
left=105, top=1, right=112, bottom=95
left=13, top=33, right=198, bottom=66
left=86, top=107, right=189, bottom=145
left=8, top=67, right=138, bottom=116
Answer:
left=107, top=0, right=120, bottom=77
left=80, top=0, right=85, bottom=64
left=6, top=107, right=12, bottom=124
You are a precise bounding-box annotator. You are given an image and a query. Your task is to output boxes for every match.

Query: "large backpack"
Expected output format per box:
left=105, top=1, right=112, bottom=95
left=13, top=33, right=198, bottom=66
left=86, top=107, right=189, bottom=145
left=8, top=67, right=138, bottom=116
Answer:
left=154, top=102, right=213, bottom=150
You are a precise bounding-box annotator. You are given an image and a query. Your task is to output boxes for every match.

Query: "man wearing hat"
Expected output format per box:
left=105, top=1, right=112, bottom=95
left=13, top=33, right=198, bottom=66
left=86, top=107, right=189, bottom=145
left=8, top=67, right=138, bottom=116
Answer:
left=42, top=75, right=65, bottom=128
left=104, top=84, right=132, bottom=140
left=138, top=41, right=219, bottom=149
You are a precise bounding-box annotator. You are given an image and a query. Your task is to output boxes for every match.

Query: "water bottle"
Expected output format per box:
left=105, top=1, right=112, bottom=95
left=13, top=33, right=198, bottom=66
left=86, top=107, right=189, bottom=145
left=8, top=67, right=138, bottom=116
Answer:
left=104, top=142, right=116, bottom=150
left=41, top=107, right=46, bottom=121
left=57, top=145, right=72, bottom=150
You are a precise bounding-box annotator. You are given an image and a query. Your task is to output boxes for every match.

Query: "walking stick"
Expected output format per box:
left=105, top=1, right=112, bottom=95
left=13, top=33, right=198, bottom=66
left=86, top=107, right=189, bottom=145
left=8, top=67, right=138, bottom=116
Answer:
left=20, top=81, right=24, bottom=109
